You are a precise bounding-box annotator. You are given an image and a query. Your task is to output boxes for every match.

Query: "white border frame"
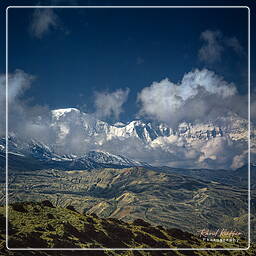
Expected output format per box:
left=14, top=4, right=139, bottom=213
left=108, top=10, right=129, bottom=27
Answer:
left=5, top=5, right=251, bottom=251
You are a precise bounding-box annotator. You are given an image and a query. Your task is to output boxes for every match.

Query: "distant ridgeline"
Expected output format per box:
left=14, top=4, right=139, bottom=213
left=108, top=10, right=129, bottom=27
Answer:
left=2, top=166, right=254, bottom=243
left=1, top=107, right=254, bottom=170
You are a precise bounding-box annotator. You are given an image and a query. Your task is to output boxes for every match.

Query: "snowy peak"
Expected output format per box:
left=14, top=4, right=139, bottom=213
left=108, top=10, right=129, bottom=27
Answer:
left=114, top=122, right=126, bottom=127
left=78, top=150, right=143, bottom=166
left=0, top=136, right=149, bottom=170
left=3, top=107, right=252, bottom=170
left=175, top=122, right=224, bottom=140
left=49, top=108, right=250, bottom=144
left=52, top=108, right=80, bottom=120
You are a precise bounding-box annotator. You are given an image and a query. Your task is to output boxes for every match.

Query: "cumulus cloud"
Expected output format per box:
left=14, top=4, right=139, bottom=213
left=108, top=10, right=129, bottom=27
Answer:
left=198, top=30, right=244, bottom=63
left=98, top=132, right=249, bottom=170
left=231, top=152, right=248, bottom=169
left=0, top=70, right=34, bottom=135
left=30, top=9, right=59, bottom=38
left=0, top=70, right=52, bottom=142
left=0, top=69, right=252, bottom=170
left=198, top=137, right=249, bottom=170
left=137, top=69, right=238, bottom=126
left=94, top=88, right=130, bottom=120
left=0, top=69, right=35, bottom=104
left=143, top=132, right=249, bottom=169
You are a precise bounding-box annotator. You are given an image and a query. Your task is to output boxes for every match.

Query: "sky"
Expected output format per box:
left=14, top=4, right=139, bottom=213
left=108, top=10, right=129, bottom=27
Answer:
left=0, top=1, right=255, bottom=169
left=5, top=6, right=249, bottom=123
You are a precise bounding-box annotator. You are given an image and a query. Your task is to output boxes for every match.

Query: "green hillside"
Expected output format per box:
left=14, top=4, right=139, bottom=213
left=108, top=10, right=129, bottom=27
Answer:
left=0, top=201, right=254, bottom=256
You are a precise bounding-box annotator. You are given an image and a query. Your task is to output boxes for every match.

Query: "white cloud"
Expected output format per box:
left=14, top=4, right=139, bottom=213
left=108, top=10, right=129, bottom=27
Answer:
left=94, top=88, right=130, bottom=120
left=198, top=137, right=231, bottom=164
left=143, top=133, right=248, bottom=169
left=137, top=69, right=237, bottom=126
left=231, top=152, right=248, bottom=169
left=0, top=70, right=52, bottom=142
left=0, top=69, right=252, bottom=170
left=198, top=30, right=244, bottom=63
left=198, top=30, right=223, bottom=63
left=0, top=69, right=35, bottom=104
left=30, top=9, right=59, bottom=39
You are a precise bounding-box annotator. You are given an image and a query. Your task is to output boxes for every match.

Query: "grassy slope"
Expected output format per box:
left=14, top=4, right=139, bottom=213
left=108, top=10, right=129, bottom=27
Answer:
left=0, top=201, right=255, bottom=256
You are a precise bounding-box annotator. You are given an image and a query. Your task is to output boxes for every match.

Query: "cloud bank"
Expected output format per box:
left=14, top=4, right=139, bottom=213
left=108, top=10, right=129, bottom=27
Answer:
left=0, top=70, right=53, bottom=142
left=137, top=69, right=238, bottom=126
left=94, top=88, right=130, bottom=120
left=1, top=69, right=253, bottom=170
left=0, top=69, right=34, bottom=105
left=147, top=135, right=247, bottom=170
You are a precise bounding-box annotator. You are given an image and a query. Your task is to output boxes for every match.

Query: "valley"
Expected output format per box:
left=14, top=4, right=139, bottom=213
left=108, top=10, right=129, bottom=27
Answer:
left=0, top=108, right=254, bottom=250
left=5, top=166, right=252, bottom=239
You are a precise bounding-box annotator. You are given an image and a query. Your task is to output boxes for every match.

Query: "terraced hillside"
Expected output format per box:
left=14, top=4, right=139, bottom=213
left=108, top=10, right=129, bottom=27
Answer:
left=0, top=201, right=254, bottom=256
left=5, top=167, right=251, bottom=237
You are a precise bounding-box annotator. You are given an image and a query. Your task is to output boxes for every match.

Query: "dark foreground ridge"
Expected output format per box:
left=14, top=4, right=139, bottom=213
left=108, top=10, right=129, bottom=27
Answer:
left=0, top=201, right=254, bottom=256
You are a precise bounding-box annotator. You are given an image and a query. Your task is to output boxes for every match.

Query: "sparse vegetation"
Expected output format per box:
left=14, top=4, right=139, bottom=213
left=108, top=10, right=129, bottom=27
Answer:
left=0, top=201, right=255, bottom=256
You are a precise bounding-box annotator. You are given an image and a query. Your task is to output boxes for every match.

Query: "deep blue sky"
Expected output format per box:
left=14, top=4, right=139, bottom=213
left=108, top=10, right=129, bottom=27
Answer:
left=3, top=4, right=250, bottom=121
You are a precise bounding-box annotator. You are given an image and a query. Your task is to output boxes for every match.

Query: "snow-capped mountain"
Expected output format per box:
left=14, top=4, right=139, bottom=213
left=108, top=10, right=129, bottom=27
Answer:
left=0, top=137, right=149, bottom=171
left=50, top=108, right=251, bottom=146
left=1, top=108, right=254, bottom=170
left=50, top=108, right=171, bottom=143
left=48, top=108, right=254, bottom=169
left=50, top=108, right=238, bottom=143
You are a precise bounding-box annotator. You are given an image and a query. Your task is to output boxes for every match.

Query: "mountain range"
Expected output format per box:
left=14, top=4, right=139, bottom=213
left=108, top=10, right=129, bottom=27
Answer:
left=50, top=108, right=248, bottom=143
left=0, top=137, right=149, bottom=172
left=1, top=107, right=254, bottom=170
left=0, top=108, right=254, bottom=251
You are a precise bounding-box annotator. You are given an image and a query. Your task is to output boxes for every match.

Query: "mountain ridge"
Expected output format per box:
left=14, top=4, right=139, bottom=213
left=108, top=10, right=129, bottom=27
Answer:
left=49, top=108, right=253, bottom=169
left=1, top=107, right=254, bottom=169
left=0, top=137, right=150, bottom=171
